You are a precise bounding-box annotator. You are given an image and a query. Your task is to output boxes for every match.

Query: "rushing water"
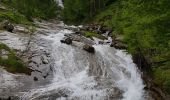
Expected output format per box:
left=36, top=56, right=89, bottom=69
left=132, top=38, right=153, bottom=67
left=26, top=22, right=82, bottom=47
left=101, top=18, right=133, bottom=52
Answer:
left=56, top=0, right=63, bottom=7
left=20, top=26, right=148, bottom=100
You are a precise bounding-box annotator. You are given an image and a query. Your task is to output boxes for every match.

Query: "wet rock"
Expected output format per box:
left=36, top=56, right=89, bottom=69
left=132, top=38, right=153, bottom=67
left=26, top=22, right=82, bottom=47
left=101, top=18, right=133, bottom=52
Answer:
left=2, top=20, right=14, bottom=32
left=13, top=26, right=29, bottom=34
left=110, top=40, right=127, bottom=49
left=34, top=77, right=38, bottom=81
left=41, top=56, right=49, bottom=64
left=64, top=34, right=71, bottom=37
left=44, top=50, right=50, bottom=57
left=60, top=40, right=65, bottom=43
left=0, top=49, right=9, bottom=60
left=83, top=44, right=95, bottom=53
left=65, top=38, right=72, bottom=44
left=33, top=88, right=73, bottom=100
left=98, top=41, right=104, bottom=44
left=0, top=96, right=20, bottom=100
left=36, top=30, right=50, bottom=36
left=43, top=73, right=49, bottom=79
left=0, top=5, right=6, bottom=11
left=107, top=87, right=123, bottom=100
left=1, top=55, right=8, bottom=60
left=74, top=31, right=83, bottom=35
left=100, top=26, right=113, bottom=35
left=65, top=33, right=94, bottom=45
left=81, top=23, right=100, bottom=32
left=60, top=37, right=72, bottom=45
left=132, top=51, right=168, bottom=100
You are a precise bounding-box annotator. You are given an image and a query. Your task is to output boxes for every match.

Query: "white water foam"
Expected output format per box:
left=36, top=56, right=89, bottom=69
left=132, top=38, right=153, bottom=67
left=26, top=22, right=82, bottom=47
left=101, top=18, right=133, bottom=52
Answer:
left=94, top=45, right=145, bottom=100
left=21, top=28, right=146, bottom=100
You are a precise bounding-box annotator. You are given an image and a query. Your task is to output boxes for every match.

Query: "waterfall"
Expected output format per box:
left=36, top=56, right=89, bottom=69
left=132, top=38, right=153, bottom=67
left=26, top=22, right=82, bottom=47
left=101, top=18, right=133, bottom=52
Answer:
left=21, top=25, right=148, bottom=100
left=57, top=0, right=63, bottom=7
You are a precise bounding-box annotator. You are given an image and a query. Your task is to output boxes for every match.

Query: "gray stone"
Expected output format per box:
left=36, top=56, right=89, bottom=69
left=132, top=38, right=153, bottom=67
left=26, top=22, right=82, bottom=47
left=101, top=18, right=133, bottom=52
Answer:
left=83, top=44, right=95, bottom=53
left=41, top=56, right=49, bottom=64
left=60, top=37, right=72, bottom=45
left=34, top=77, right=38, bottom=81
left=0, top=49, right=9, bottom=60
left=2, top=20, right=14, bottom=32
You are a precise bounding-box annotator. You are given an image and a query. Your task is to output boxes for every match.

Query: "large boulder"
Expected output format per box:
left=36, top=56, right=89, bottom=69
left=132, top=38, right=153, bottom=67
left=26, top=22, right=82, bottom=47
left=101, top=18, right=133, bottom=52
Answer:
left=83, top=44, right=95, bottom=53
left=2, top=20, right=14, bottom=32
left=100, top=26, right=113, bottom=36
left=110, top=40, right=127, bottom=49
left=60, top=37, right=72, bottom=45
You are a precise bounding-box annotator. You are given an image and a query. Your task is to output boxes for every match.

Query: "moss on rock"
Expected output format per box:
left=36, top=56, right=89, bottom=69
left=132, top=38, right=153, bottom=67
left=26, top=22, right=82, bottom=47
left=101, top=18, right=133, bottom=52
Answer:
left=0, top=43, right=32, bottom=75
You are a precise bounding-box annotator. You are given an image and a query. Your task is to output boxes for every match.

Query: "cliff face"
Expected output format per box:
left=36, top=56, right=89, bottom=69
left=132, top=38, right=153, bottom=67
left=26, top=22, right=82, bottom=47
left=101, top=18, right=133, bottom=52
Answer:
left=132, top=51, right=169, bottom=100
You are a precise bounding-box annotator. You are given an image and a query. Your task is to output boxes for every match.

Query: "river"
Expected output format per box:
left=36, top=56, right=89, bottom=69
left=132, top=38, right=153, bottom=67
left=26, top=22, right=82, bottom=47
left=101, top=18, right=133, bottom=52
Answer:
left=17, top=22, right=151, bottom=100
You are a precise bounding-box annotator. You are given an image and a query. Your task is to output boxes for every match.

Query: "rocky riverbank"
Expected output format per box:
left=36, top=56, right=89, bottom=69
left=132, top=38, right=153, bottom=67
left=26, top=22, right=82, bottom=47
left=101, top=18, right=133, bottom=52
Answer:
left=0, top=20, right=167, bottom=100
left=0, top=20, right=131, bottom=99
left=133, top=51, right=170, bottom=100
left=63, top=23, right=169, bottom=100
left=0, top=20, right=63, bottom=99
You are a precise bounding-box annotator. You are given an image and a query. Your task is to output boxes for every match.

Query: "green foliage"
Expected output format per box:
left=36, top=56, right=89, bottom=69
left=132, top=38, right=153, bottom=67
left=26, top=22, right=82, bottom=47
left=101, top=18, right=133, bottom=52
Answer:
left=84, top=31, right=106, bottom=40
left=62, top=0, right=170, bottom=93
left=62, top=0, right=109, bottom=24
left=0, top=43, right=31, bottom=75
left=112, top=0, right=170, bottom=93
left=2, top=0, right=59, bottom=20
left=94, top=1, right=120, bottom=27
left=153, top=68, right=170, bottom=93
left=0, top=11, right=32, bottom=25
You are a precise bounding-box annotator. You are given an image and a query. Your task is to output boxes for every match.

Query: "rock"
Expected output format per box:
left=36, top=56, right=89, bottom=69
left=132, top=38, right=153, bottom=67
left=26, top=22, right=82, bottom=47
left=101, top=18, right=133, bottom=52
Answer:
left=83, top=44, right=95, bottom=53
left=1, top=55, right=8, bottom=60
left=41, top=56, right=49, bottom=64
left=2, top=20, right=14, bottom=32
left=43, top=73, right=49, bottom=79
left=100, top=26, right=113, bottom=35
left=0, top=4, right=6, bottom=10
left=64, top=34, right=71, bottom=37
left=110, top=43, right=127, bottom=49
left=13, top=26, right=29, bottom=34
left=110, top=43, right=114, bottom=47
left=110, top=40, right=127, bottom=49
left=60, top=37, right=72, bottom=45
left=0, top=96, right=20, bottom=100
left=34, top=77, right=38, bottom=81
left=74, top=31, right=83, bottom=35
left=60, top=40, right=65, bottom=43
left=0, top=49, right=9, bottom=60
left=98, top=41, right=104, bottom=44
left=65, top=38, right=72, bottom=44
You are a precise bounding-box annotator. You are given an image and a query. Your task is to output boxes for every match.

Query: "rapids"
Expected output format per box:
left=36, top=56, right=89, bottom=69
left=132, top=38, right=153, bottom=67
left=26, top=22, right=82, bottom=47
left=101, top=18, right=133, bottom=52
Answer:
left=20, top=26, right=148, bottom=100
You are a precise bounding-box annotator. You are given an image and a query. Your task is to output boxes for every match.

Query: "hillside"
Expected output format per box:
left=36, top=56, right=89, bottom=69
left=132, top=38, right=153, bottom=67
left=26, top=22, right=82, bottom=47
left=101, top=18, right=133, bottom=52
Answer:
left=62, top=0, right=170, bottom=97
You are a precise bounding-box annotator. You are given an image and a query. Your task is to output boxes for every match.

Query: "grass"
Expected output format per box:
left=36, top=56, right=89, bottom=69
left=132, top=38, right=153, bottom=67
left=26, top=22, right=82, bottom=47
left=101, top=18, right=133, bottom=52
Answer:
left=153, top=68, right=170, bottom=93
left=0, top=43, right=32, bottom=75
left=84, top=31, right=107, bottom=40
left=0, top=11, right=33, bottom=25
